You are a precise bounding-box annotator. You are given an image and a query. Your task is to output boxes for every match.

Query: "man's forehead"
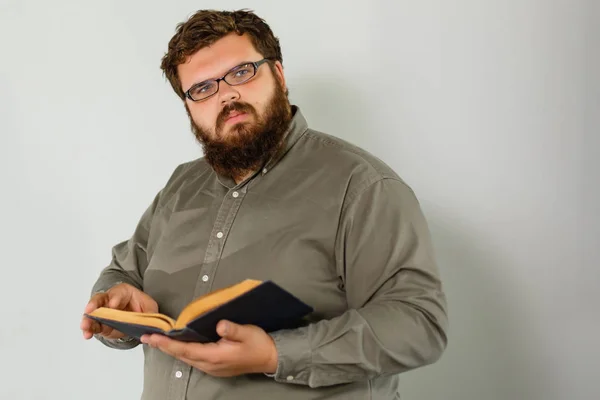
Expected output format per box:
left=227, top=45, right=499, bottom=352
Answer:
left=178, top=34, right=261, bottom=87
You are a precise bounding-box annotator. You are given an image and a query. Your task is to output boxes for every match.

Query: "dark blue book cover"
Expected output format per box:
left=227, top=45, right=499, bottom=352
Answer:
left=85, top=281, right=313, bottom=343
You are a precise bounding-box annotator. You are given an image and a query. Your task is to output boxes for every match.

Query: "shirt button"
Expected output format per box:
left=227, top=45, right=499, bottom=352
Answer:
left=232, top=191, right=239, bottom=198
left=262, top=168, right=268, bottom=174
left=175, top=371, right=182, bottom=378
left=216, top=232, right=223, bottom=238
left=286, top=375, right=294, bottom=381
left=202, top=275, right=209, bottom=282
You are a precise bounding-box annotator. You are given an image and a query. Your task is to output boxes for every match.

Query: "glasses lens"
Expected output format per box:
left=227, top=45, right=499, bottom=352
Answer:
left=226, top=63, right=256, bottom=85
left=189, top=81, right=218, bottom=101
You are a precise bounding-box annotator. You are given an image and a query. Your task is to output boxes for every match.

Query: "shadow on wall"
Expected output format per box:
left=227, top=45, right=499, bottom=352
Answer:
left=398, top=205, right=551, bottom=400
left=286, top=73, right=378, bottom=155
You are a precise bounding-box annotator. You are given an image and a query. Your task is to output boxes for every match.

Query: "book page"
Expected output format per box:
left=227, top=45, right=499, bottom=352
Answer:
left=175, top=279, right=263, bottom=329
left=88, top=307, right=176, bottom=332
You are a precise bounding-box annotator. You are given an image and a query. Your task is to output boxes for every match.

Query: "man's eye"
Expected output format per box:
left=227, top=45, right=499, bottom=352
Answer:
left=193, top=82, right=215, bottom=94
left=234, top=68, right=251, bottom=78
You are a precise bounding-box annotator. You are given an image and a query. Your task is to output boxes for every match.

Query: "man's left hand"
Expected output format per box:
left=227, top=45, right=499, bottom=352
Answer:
left=140, top=320, right=278, bottom=377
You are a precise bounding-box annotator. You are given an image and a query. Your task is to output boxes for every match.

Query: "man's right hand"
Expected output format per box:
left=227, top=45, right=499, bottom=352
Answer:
left=80, top=283, right=158, bottom=340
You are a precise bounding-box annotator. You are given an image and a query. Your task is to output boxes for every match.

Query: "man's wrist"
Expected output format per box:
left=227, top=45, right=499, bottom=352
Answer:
left=263, top=335, right=279, bottom=377
left=265, top=328, right=311, bottom=384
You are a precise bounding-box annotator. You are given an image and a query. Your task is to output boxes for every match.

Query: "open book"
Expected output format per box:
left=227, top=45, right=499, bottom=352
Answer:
left=85, top=279, right=313, bottom=343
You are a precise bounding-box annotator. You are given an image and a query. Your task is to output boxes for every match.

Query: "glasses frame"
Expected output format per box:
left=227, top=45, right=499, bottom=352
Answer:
left=184, top=58, right=272, bottom=102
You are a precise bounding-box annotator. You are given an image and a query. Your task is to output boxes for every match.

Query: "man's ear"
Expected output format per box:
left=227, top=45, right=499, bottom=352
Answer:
left=272, top=60, right=286, bottom=90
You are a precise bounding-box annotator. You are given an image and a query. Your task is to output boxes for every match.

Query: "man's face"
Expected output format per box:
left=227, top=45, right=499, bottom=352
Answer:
left=177, top=33, right=292, bottom=179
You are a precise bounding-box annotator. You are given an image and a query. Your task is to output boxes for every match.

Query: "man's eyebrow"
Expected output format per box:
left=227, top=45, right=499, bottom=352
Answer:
left=190, top=77, right=212, bottom=88
left=190, top=60, right=256, bottom=88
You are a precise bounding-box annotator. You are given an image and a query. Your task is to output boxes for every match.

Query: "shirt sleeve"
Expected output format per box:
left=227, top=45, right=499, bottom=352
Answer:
left=268, top=177, right=448, bottom=387
left=91, top=189, right=163, bottom=295
left=93, top=333, right=141, bottom=350
left=88, top=189, right=164, bottom=350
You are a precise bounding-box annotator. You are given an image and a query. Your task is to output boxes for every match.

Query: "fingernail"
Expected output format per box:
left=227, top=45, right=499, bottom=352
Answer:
left=220, top=322, right=229, bottom=335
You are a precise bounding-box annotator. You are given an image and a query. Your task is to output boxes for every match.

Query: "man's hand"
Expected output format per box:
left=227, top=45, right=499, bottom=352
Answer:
left=140, top=320, right=278, bottom=377
left=80, top=283, right=158, bottom=340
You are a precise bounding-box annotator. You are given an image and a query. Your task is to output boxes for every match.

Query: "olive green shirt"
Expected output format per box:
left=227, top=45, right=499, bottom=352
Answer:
left=90, top=106, right=448, bottom=399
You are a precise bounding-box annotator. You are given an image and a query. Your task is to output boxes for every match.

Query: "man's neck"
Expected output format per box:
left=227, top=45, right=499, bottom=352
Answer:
left=233, top=170, right=255, bottom=185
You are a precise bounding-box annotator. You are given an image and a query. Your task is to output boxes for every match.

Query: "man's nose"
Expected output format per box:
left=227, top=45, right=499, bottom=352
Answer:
left=219, top=82, right=240, bottom=105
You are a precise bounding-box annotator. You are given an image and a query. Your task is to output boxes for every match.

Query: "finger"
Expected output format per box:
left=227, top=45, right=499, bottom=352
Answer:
left=84, top=293, right=108, bottom=313
left=142, top=296, right=159, bottom=313
left=145, top=335, right=189, bottom=358
left=101, top=324, right=127, bottom=340
left=80, top=315, right=92, bottom=331
left=180, top=358, right=241, bottom=378
left=99, top=322, right=116, bottom=337
left=80, top=315, right=100, bottom=333
left=81, top=319, right=95, bottom=340
left=81, top=319, right=103, bottom=339
left=217, top=320, right=249, bottom=342
left=178, top=357, right=222, bottom=373
left=129, top=294, right=158, bottom=313
left=143, top=335, right=212, bottom=362
left=128, top=294, right=144, bottom=313
left=107, top=287, right=131, bottom=310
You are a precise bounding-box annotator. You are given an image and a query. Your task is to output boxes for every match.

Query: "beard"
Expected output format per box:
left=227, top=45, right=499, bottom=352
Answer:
left=187, top=80, right=292, bottom=181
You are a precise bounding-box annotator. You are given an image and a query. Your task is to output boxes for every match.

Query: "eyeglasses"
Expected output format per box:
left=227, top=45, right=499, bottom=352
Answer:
left=184, top=58, right=272, bottom=102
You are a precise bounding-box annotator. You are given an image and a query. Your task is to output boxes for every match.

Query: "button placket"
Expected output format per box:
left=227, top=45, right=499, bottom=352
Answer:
left=167, top=362, right=191, bottom=399
left=191, top=187, right=246, bottom=298
left=211, top=188, right=245, bottom=243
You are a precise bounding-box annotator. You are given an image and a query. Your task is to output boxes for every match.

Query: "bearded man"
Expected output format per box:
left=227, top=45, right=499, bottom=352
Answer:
left=81, top=9, right=448, bottom=400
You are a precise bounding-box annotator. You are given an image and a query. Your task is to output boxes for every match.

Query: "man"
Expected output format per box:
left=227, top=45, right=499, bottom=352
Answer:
left=80, top=9, right=448, bottom=400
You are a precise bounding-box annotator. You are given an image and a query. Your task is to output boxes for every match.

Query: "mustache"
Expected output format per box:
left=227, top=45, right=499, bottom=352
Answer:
left=215, top=102, right=256, bottom=132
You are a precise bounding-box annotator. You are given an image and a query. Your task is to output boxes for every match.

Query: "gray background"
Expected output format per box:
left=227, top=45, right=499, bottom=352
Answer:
left=0, top=0, right=597, bottom=399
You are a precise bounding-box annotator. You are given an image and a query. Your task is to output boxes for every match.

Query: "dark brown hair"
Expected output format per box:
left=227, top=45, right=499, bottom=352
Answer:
left=160, top=9, right=283, bottom=101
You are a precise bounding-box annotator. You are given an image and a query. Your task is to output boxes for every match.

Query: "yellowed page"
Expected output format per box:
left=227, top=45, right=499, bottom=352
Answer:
left=175, top=279, right=263, bottom=329
left=88, top=307, right=176, bottom=332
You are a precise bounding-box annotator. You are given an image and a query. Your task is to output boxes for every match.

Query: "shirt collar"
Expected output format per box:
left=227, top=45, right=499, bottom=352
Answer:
left=261, top=105, right=308, bottom=175
left=215, top=104, right=309, bottom=189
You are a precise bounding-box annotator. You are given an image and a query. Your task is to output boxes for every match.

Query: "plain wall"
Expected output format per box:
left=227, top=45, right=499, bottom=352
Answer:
left=0, top=1, right=596, bottom=399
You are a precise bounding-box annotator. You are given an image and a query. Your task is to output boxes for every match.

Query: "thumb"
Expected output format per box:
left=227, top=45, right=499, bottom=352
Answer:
left=217, top=320, right=246, bottom=341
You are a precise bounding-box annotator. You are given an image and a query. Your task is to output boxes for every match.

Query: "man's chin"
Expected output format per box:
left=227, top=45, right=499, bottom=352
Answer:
left=218, top=122, right=255, bottom=139
left=218, top=113, right=254, bottom=133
